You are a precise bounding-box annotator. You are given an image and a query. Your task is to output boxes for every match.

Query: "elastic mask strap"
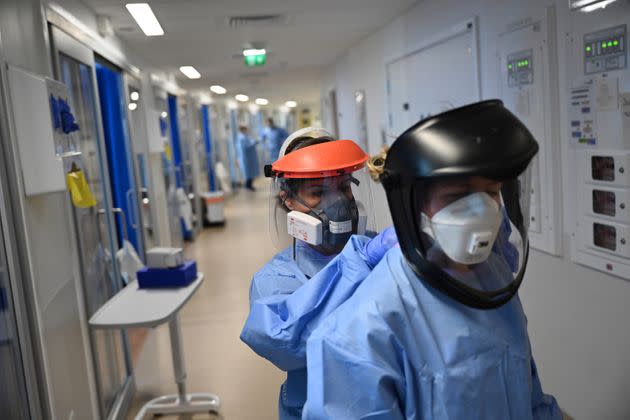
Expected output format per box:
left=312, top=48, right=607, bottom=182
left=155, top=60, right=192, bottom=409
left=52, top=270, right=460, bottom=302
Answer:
left=281, top=189, right=321, bottom=218
left=293, top=196, right=327, bottom=220
left=280, top=187, right=291, bottom=208
left=292, top=238, right=314, bottom=279
left=420, top=212, right=434, bottom=238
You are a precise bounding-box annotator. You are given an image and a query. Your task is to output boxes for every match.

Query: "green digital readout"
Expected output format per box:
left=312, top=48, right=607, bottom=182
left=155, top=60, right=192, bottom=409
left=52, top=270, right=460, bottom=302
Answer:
left=598, top=38, right=622, bottom=51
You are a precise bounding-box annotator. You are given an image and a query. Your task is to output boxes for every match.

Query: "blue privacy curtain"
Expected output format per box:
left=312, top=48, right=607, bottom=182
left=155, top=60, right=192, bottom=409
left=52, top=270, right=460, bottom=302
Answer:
left=201, top=104, right=216, bottom=191
left=95, top=63, right=142, bottom=254
left=167, top=95, right=184, bottom=188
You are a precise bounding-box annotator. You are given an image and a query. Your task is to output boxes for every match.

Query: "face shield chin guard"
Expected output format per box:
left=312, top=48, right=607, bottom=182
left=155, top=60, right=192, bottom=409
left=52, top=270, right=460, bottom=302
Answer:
left=384, top=163, right=533, bottom=310
left=266, top=140, right=374, bottom=254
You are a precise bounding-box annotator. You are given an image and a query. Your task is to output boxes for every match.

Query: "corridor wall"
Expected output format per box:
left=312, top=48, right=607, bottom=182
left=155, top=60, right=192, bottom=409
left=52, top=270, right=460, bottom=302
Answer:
left=321, top=0, right=630, bottom=417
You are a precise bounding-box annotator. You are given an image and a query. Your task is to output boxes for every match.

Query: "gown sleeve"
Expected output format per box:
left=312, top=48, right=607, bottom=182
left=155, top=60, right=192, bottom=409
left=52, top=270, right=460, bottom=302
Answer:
left=240, top=235, right=372, bottom=371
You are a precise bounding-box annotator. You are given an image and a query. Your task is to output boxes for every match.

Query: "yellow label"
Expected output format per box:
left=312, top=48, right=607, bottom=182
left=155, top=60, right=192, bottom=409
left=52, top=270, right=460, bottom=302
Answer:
left=66, top=169, right=97, bottom=208
left=164, top=142, right=173, bottom=162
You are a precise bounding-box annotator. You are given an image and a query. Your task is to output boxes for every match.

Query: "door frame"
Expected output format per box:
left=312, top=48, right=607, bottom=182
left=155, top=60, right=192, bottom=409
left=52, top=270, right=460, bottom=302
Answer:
left=46, top=4, right=141, bottom=77
left=49, top=25, right=135, bottom=420
left=0, top=53, right=46, bottom=420
left=182, top=94, right=203, bottom=236
left=125, top=73, right=157, bottom=252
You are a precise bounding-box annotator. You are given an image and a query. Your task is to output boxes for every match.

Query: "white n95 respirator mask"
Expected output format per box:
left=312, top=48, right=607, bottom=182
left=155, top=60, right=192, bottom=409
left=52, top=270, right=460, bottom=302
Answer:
left=421, top=192, right=503, bottom=265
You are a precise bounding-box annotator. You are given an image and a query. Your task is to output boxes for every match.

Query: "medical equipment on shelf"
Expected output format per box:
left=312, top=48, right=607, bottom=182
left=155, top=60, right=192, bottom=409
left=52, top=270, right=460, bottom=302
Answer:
left=146, top=247, right=184, bottom=269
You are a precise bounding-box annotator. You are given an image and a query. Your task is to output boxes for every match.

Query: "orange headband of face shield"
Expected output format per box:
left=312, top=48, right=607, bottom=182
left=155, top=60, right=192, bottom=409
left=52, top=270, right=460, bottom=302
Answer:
left=265, top=140, right=368, bottom=179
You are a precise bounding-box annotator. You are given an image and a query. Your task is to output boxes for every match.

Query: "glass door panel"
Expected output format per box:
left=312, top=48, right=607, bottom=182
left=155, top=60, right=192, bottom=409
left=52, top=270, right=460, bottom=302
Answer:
left=52, top=26, right=131, bottom=418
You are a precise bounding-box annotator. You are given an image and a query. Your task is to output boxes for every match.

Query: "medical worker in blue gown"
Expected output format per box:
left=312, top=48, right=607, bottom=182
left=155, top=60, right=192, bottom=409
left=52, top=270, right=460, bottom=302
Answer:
left=236, top=125, right=260, bottom=191
left=262, top=118, right=289, bottom=163
left=240, top=127, right=397, bottom=419
left=304, top=100, right=562, bottom=419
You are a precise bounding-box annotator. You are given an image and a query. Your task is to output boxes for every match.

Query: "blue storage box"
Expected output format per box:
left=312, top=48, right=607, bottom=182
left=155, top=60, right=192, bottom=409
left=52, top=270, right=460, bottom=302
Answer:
left=137, top=260, right=197, bottom=289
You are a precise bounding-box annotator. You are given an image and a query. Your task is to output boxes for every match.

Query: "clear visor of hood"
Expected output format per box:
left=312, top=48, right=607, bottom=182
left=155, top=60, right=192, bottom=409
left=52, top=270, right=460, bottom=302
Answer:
left=412, top=164, right=532, bottom=295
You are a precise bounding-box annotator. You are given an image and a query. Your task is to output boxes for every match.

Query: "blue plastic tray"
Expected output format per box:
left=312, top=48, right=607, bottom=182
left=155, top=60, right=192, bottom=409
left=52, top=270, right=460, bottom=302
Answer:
left=137, top=260, right=197, bottom=289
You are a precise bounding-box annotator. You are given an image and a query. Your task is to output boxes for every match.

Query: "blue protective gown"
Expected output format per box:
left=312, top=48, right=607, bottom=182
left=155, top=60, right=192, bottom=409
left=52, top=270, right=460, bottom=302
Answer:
left=303, top=247, right=561, bottom=420
left=263, top=126, right=289, bottom=163
left=241, top=236, right=374, bottom=419
left=236, top=132, right=260, bottom=180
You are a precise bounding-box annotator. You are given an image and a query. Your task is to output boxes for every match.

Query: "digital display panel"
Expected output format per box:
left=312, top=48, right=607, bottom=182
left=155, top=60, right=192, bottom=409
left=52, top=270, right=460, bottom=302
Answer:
left=583, top=24, right=627, bottom=74
left=507, top=49, right=533, bottom=87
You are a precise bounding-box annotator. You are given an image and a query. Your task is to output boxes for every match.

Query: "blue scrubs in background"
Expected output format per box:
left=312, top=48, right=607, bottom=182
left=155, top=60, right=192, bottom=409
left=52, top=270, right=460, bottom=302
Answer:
left=236, top=131, right=259, bottom=184
left=303, top=247, right=562, bottom=420
left=263, top=126, right=289, bottom=163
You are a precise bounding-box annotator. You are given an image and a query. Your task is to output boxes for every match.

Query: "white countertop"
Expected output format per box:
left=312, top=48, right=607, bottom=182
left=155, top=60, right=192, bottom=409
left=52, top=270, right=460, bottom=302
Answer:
left=89, top=273, right=204, bottom=329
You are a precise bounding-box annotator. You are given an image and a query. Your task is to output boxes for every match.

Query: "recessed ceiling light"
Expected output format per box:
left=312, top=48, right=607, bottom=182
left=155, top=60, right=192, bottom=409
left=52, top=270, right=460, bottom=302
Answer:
left=130, top=91, right=140, bottom=101
left=125, top=3, right=164, bottom=36
left=128, top=102, right=138, bottom=111
left=285, top=100, right=297, bottom=108
left=179, top=66, right=201, bottom=79
left=578, top=0, right=618, bottom=11
left=255, top=98, right=269, bottom=105
left=235, top=94, right=249, bottom=102
left=210, top=85, right=227, bottom=95
left=243, top=48, right=266, bottom=57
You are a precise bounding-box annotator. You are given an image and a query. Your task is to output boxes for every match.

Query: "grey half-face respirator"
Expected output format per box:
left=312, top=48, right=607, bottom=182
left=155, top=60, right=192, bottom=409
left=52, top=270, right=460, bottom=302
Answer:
left=285, top=192, right=367, bottom=247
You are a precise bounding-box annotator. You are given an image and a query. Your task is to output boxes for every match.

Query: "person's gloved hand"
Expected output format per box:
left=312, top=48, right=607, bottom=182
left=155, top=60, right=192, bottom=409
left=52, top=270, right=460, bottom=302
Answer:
left=364, top=226, right=398, bottom=268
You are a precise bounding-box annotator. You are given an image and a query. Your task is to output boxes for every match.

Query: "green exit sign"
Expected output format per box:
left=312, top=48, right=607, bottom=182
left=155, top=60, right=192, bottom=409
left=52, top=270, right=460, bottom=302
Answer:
left=245, top=54, right=266, bottom=67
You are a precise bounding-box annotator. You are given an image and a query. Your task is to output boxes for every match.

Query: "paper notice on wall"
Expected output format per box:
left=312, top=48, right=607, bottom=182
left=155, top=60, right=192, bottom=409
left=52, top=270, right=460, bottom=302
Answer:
left=569, top=83, right=597, bottom=147
left=595, top=77, right=619, bottom=112
left=621, top=93, right=630, bottom=147
left=514, top=89, right=531, bottom=117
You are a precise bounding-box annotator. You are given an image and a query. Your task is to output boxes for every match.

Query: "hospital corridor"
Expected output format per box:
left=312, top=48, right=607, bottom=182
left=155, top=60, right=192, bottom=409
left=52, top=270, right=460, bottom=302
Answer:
left=129, top=184, right=284, bottom=419
left=1, top=1, right=630, bottom=420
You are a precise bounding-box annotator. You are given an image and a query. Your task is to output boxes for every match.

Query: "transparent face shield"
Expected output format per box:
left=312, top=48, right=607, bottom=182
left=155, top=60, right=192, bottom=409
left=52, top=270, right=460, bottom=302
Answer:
left=269, top=167, right=375, bottom=255
left=411, top=165, right=532, bottom=306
